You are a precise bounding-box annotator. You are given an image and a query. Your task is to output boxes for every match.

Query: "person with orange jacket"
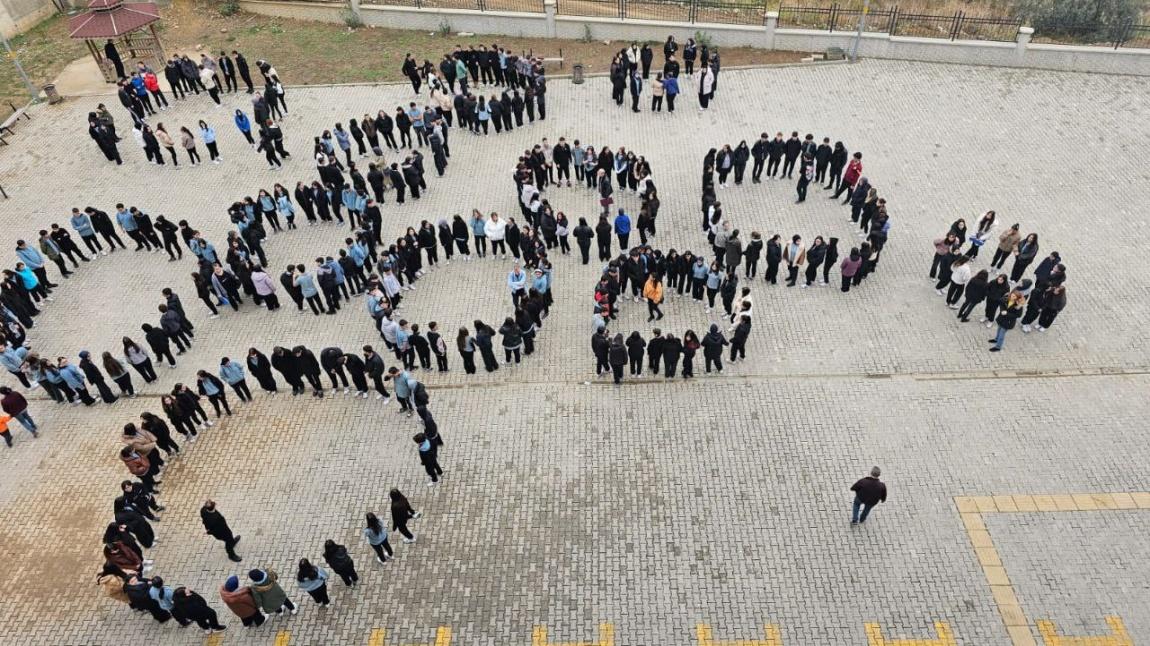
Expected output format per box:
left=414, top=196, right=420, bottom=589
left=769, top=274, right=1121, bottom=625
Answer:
left=219, top=575, right=265, bottom=628
left=642, top=273, right=664, bottom=322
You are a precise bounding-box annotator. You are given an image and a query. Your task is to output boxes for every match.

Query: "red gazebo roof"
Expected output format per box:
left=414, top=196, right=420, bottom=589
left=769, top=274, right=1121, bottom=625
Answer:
left=68, top=0, right=161, bottom=39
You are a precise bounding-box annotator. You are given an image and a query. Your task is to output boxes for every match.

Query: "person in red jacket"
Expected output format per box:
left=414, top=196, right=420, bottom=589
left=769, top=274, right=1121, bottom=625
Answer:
left=850, top=466, right=887, bottom=525
left=833, top=152, right=863, bottom=201
left=143, top=71, right=169, bottom=111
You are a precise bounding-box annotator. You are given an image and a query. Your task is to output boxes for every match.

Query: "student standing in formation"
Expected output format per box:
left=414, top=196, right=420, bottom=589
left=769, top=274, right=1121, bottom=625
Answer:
left=363, top=511, right=393, bottom=564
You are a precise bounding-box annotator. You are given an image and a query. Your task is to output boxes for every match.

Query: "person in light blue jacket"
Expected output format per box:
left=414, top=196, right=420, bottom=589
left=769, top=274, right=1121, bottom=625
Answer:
left=295, top=559, right=330, bottom=606
left=69, top=208, right=105, bottom=256
left=690, top=257, right=708, bottom=301
left=293, top=264, right=324, bottom=315
left=15, top=240, right=59, bottom=294
left=470, top=210, right=487, bottom=258
left=341, top=185, right=360, bottom=228
left=218, top=357, right=252, bottom=402
left=114, top=204, right=151, bottom=252
left=324, top=257, right=348, bottom=300
left=257, top=189, right=282, bottom=232
left=0, top=343, right=30, bottom=387
left=190, top=233, right=218, bottom=265
left=705, top=262, right=723, bottom=312
left=57, top=356, right=95, bottom=405
left=275, top=189, right=296, bottom=230
left=198, top=120, right=222, bottom=164
left=385, top=366, right=416, bottom=416
left=362, top=512, right=393, bottom=564
left=507, top=264, right=527, bottom=308
left=149, top=577, right=176, bottom=613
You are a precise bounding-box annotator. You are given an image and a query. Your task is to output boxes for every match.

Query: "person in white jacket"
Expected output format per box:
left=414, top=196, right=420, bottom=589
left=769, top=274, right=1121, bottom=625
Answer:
left=945, top=256, right=972, bottom=309
left=484, top=213, right=508, bottom=259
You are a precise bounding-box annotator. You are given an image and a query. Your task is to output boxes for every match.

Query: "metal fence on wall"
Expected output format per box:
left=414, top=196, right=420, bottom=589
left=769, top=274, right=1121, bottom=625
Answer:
left=778, top=5, right=1021, bottom=42
left=554, top=0, right=769, bottom=25
left=353, top=0, right=1150, bottom=47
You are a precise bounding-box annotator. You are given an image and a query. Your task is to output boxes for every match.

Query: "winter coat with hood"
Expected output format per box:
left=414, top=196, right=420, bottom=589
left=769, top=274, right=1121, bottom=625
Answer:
left=249, top=569, right=289, bottom=613
left=701, top=324, right=728, bottom=359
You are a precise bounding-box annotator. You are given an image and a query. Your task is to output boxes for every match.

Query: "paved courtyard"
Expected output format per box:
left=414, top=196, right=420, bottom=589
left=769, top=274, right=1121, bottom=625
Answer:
left=0, top=59, right=1147, bottom=645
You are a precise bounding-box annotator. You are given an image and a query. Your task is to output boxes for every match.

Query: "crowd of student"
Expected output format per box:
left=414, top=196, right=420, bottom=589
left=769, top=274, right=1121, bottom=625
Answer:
left=929, top=211, right=1068, bottom=352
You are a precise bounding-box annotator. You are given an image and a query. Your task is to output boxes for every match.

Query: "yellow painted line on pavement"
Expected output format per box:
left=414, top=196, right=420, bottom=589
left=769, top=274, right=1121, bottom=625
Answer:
left=695, top=623, right=782, bottom=645
left=1036, top=616, right=1133, bottom=646
left=204, top=633, right=223, bottom=646
left=367, top=627, right=453, bottom=645
left=275, top=630, right=291, bottom=646
left=864, top=621, right=955, bottom=646
left=953, top=493, right=1149, bottom=646
left=532, top=623, right=614, bottom=646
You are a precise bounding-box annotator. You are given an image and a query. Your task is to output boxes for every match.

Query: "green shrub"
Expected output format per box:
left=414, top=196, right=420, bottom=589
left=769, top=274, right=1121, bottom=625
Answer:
left=219, top=0, right=240, bottom=16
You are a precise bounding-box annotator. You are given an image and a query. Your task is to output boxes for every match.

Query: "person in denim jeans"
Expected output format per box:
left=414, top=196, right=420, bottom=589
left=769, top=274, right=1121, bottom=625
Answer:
left=0, top=387, right=37, bottom=437
left=850, top=466, right=887, bottom=525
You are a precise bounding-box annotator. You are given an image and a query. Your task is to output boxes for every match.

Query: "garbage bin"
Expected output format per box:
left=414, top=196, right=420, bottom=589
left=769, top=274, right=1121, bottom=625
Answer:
left=42, top=84, right=63, bottom=104
left=572, top=63, right=584, bottom=84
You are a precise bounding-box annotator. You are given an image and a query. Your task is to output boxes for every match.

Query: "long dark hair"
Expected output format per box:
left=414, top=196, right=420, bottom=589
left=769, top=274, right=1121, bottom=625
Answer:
left=366, top=512, right=382, bottom=534
left=296, top=558, right=318, bottom=581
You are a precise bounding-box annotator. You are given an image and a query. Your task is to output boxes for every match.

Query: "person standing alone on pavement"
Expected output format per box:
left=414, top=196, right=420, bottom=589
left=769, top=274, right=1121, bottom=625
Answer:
left=200, top=500, right=242, bottom=562
left=850, top=466, right=887, bottom=525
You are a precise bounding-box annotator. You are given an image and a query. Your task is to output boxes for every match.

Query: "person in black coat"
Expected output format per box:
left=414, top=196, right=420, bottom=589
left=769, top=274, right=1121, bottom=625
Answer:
left=607, top=333, right=627, bottom=384
left=700, top=324, right=728, bottom=373
left=782, top=131, right=802, bottom=178
left=279, top=265, right=304, bottom=312
left=172, top=587, right=228, bottom=632
left=824, top=142, right=848, bottom=191
left=232, top=51, right=254, bottom=92
left=591, top=328, right=610, bottom=376
left=200, top=500, right=242, bottom=562
left=362, top=345, right=391, bottom=401
left=625, top=331, right=645, bottom=376
left=323, top=540, right=359, bottom=587
left=271, top=346, right=305, bottom=395
left=142, top=324, right=176, bottom=368
left=730, top=315, right=751, bottom=362
left=339, top=352, right=369, bottom=397
left=293, top=345, right=324, bottom=397
left=79, top=350, right=118, bottom=403
left=646, top=328, right=664, bottom=373
left=246, top=348, right=277, bottom=393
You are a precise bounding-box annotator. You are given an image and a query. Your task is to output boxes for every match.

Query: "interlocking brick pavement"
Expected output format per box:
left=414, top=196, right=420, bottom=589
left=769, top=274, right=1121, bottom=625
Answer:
left=0, top=60, right=1145, bottom=645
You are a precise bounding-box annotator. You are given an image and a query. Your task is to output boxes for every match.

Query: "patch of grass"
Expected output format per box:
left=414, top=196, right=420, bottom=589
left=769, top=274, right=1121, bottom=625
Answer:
left=0, top=13, right=89, bottom=107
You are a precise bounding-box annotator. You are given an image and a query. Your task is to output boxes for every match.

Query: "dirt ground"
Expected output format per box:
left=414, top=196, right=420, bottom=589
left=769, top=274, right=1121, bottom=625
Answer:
left=0, top=0, right=805, bottom=109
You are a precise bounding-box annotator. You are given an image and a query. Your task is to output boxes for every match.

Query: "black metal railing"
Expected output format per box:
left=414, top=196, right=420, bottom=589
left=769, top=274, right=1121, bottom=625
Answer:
left=779, top=5, right=1021, bottom=42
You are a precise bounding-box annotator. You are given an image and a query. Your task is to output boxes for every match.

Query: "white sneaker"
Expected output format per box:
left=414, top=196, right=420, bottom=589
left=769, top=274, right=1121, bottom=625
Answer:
left=100, top=250, right=108, bottom=256
left=948, top=304, right=959, bottom=310
left=342, top=387, right=350, bottom=395
left=935, top=289, right=945, bottom=296
left=205, top=420, right=214, bottom=427
left=1022, top=325, right=1031, bottom=333
left=819, top=281, right=828, bottom=286
left=1037, top=326, right=1046, bottom=332
left=800, top=284, right=808, bottom=289
left=403, top=536, right=416, bottom=543
left=209, top=314, right=219, bottom=319
left=985, top=321, right=994, bottom=329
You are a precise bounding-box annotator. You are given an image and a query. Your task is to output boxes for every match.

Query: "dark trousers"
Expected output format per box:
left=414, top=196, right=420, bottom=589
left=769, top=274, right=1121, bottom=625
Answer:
left=991, top=248, right=1010, bottom=269
left=206, top=392, right=231, bottom=417
left=307, top=584, right=330, bottom=605
left=230, top=379, right=252, bottom=402
left=370, top=540, right=394, bottom=561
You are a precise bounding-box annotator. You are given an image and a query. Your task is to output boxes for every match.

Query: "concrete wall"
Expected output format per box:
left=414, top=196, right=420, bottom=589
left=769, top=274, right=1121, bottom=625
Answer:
left=238, top=0, right=1150, bottom=76
left=0, top=0, right=57, bottom=38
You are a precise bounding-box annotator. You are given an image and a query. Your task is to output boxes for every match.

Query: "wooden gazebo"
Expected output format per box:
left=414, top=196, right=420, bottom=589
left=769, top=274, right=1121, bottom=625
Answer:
left=68, top=0, right=165, bottom=83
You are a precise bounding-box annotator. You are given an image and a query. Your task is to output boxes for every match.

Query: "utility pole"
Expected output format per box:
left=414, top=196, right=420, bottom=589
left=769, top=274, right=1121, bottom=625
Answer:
left=850, top=0, right=871, bottom=62
left=0, top=29, right=38, bottom=102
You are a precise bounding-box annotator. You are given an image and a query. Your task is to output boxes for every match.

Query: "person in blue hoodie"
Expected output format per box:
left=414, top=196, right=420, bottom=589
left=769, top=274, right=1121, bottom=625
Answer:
left=15, top=240, right=57, bottom=291
left=292, top=264, right=324, bottom=315
left=613, top=209, right=631, bottom=251
left=58, top=356, right=96, bottom=405
left=13, top=262, right=49, bottom=304
left=234, top=109, right=254, bottom=146
left=218, top=357, right=252, bottom=402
